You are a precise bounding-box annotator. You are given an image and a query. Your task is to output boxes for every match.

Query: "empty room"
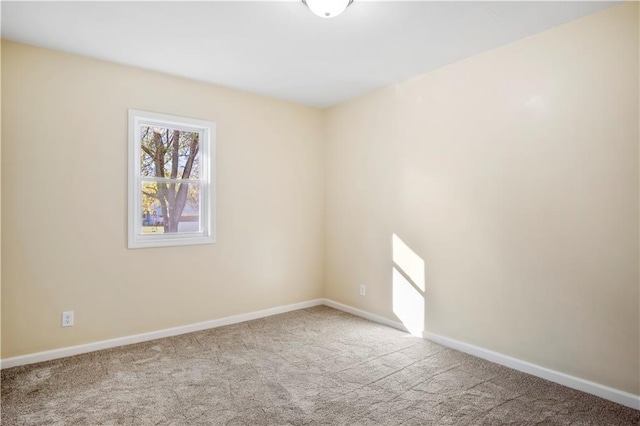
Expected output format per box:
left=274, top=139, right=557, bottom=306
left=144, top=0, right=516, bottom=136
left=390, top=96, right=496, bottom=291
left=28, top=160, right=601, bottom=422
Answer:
left=1, top=0, right=639, bottom=424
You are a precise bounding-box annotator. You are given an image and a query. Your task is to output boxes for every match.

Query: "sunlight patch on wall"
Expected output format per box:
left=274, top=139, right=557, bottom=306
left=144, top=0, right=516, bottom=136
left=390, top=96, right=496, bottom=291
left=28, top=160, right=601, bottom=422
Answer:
left=392, top=267, right=424, bottom=336
left=392, top=234, right=425, bottom=291
left=392, top=234, right=425, bottom=337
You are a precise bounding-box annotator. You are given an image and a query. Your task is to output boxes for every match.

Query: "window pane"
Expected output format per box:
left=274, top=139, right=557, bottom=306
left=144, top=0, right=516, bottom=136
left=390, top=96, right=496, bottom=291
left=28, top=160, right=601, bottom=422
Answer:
left=140, top=181, right=201, bottom=234
left=140, top=125, right=200, bottom=180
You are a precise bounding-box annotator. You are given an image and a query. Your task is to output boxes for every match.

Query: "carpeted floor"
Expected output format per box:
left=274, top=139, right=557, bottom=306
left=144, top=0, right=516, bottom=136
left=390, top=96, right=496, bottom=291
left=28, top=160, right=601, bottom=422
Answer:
left=1, top=306, right=638, bottom=425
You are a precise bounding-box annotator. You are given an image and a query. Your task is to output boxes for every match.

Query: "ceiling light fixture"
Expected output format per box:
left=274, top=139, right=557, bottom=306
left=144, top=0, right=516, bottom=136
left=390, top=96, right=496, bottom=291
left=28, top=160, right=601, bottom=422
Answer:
left=302, top=0, right=353, bottom=18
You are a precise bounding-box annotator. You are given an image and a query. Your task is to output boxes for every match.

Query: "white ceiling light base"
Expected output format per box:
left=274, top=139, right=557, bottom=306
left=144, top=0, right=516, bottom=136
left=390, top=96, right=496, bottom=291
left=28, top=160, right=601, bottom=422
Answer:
left=303, top=0, right=353, bottom=18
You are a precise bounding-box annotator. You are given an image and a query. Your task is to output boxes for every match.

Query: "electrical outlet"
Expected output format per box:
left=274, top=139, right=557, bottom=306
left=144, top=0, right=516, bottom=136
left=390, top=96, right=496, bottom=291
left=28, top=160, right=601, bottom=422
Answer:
left=359, top=284, right=366, bottom=296
left=62, top=311, right=74, bottom=327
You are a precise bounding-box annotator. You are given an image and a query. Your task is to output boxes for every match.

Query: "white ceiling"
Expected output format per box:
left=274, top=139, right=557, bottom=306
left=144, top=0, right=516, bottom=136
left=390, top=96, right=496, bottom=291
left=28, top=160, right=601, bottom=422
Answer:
left=1, top=1, right=617, bottom=107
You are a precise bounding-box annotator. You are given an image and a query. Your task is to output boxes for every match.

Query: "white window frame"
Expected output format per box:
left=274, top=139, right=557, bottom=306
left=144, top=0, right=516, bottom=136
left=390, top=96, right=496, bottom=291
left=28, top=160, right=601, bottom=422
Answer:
left=128, top=109, right=215, bottom=249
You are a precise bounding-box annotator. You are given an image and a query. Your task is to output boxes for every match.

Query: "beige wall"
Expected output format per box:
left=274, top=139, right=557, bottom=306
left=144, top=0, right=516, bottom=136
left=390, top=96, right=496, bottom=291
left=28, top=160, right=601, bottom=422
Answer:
left=1, top=41, right=325, bottom=358
left=0, top=40, right=3, bottom=359
left=324, top=2, right=639, bottom=395
left=2, top=1, right=638, bottom=398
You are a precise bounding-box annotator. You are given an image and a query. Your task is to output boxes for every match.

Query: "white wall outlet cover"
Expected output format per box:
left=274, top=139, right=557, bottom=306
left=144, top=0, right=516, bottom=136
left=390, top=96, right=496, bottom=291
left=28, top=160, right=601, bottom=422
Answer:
left=62, top=311, right=74, bottom=327
left=359, top=284, right=366, bottom=296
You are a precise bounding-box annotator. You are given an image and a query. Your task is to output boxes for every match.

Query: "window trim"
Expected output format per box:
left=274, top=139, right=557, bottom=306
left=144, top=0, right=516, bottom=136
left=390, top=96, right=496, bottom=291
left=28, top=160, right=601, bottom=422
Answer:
left=128, top=109, right=216, bottom=249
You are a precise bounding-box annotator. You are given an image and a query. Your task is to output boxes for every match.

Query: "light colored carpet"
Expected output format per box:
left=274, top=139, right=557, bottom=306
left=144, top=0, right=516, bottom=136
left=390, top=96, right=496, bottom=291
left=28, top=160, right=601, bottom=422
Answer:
left=1, top=306, right=638, bottom=425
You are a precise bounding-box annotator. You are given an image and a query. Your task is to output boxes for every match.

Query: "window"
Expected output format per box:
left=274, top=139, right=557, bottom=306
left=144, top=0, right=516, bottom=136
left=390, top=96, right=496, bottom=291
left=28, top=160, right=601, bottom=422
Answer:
left=128, top=110, right=215, bottom=248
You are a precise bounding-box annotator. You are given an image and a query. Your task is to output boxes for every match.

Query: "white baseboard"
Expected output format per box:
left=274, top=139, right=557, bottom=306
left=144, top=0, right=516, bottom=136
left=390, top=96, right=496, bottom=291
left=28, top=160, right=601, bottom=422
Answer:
left=320, top=298, right=639, bottom=411
left=3, top=297, right=638, bottom=411
left=320, top=298, right=409, bottom=332
left=423, top=331, right=640, bottom=411
left=0, top=298, right=324, bottom=370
